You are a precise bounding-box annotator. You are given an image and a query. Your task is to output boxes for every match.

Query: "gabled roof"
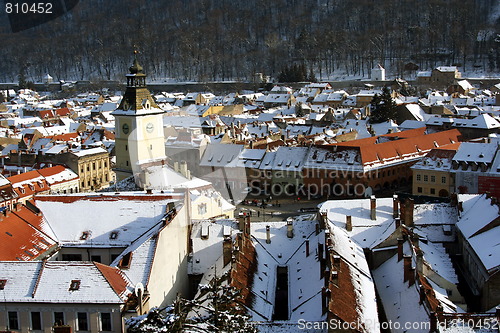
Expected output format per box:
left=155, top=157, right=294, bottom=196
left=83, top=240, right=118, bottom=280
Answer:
left=456, top=194, right=500, bottom=273
left=34, top=193, right=180, bottom=248
left=0, top=261, right=131, bottom=303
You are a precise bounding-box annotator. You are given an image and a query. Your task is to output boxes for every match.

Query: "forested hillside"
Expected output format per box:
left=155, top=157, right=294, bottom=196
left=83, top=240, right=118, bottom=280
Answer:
left=0, top=0, right=498, bottom=83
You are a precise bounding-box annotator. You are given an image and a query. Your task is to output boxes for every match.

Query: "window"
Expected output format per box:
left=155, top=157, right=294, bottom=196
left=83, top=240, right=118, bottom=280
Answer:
left=417, top=187, right=423, bottom=193
left=77, top=312, right=88, bottom=331
left=0, top=279, right=6, bottom=290
left=93, top=162, right=96, bottom=170
left=423, top=175, right=428, bottom=182
left=441, top=176, right=446, bottom=184
left=54, top=312, right=64, bottom=326
left=119, top=252, right=133, bottom=269
left=61, top=253, right=82, bottom=261
left=125, top=145, right=128, bottom=151
left=198, top=203, right=207, bottom=215
left=104, top=161, right=107, bottom=168
left=416, top=174, right=421, bottom=181
left=430, top=188, right=436, bottom=195
left=8, top=311, right=19, bottom=330
left=87, top=164, right=89, bottom=171
left=91, top=255, right=102, bottom=263
left=69, top=280, right=81, bottom=291
left=430, top=175, right=436, bottom=183
left=31, top=312, right=42, bottom=331
left=100, top=313, right=112, bottom=331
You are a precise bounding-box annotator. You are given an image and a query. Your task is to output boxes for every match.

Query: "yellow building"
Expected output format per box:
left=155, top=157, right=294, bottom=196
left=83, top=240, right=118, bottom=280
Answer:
left=112, top=56, right=166, bottom=181
left=411, top=146, right=460, bottom=197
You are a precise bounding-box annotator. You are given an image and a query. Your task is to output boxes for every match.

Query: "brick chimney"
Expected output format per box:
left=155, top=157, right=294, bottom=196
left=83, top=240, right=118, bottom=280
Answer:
left=408, top=267, right=415, bottom=286
left=370, top=195, right=376, bottom=220
left=244, top=215, right=251, bottom=237
left=223, top=236, right=232, bottom=267
left=237, top=212, right=245, bottom=232
left=404, top=198, right=414, bottom=227
left=266, top=225, right=271, bottom=244
left=346, top=215, right=352, bottom=231
left=393, top=194, right=399, bottom=218
left=403, top=255, right=412, bottom=282
left=397, top=238, right=404, bottom=261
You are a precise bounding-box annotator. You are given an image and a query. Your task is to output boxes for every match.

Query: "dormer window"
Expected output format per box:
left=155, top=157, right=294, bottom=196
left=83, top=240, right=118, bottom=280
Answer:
left=119, top=252, right=132, bottom=269
left=109, top=231, right=119, bottom=240
left=0, top=279, right=6, bottom=290
left=69, top=280, right=81, bottom=291
left=80, top=231, right=90, bottom=240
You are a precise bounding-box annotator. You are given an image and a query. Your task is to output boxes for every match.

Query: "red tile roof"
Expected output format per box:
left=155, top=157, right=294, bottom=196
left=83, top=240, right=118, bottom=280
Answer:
left=334, top=129, right=462, bottom=165
left=0, top=205, right=57, bottom=261
left=48, top=132, right=79, bottom=142
left=54, top=107, right=71, bottom=117
left=94, top=262, right=131, bottom=300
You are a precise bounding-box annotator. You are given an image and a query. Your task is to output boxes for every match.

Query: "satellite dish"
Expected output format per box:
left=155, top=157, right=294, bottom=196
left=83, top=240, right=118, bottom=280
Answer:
left=134, top=282, right=144, bottom=297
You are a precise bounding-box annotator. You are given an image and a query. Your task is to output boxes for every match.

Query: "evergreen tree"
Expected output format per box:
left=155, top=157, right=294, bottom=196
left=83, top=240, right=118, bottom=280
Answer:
left=369, top=86, right=397, bottom=124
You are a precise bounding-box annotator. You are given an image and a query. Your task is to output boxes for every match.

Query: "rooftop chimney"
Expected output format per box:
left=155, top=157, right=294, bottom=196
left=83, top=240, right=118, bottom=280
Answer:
left=395, top=217, right=401, bottom=229
left=266, top=225, right=271, bottom=244
left=416, top=249, right=424, bottom=274
left=393, top=195, right=399, bottom=218
left=223, top=237, right=232, bottom=267
left=397, top=238, right=404, bottom=261
left=403, top=255, right=412, bottom=282
left=287, top=217, right=294, bottom=238
left=346, top=215, right=352, bottom=231
left=370, top=195, right=376, bottom=220
left=244, top=215, right=251, bottom=237
left=404, top=198, right=414, bottom=227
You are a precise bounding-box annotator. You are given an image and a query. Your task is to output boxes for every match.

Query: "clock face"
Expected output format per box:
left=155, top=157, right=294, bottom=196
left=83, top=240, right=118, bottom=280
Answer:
left=122, top=123, right=129, bottom=134
left=146, top=122, right=154, bottom=133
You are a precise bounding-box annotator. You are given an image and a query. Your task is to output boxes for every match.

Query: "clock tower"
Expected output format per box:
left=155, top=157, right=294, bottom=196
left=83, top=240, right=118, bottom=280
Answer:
left=112, top=53, right=166, bottom=181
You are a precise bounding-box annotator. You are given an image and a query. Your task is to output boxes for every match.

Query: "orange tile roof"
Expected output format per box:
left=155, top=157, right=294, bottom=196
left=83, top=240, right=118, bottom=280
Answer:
left=54, top=107, right=71, bottom=116
left=359, top=129, right=461, bottom=165
left=37, top=165, right=67, bottom=178
left=359, top=129, right=461, bottom=164
left=39, top=110, right=54, bottom=119
left=8, top=170, right=42, bottom=184
left=0, top=205, right=57, bottom=261
left=48, top=132, right=79, bottom=142
left=94, top=262, right=131, bottom=300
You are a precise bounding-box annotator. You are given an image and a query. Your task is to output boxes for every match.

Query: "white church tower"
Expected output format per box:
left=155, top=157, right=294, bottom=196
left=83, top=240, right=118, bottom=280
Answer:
left=112, top=53, right=166, bottom=181
left=371, top=64, right=386, bottom=81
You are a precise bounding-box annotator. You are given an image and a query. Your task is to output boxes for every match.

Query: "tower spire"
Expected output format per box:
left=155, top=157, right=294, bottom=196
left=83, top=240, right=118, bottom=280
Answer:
left=129, top=46, right=144, bottom=75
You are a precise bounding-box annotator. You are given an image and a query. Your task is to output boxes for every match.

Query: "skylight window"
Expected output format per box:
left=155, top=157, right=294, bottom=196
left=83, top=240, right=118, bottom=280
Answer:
left=109, top=231, right=119, bottom=240
left=80, top=231, right=90, bottom=240
left=69, top=280, right=81, bottom=291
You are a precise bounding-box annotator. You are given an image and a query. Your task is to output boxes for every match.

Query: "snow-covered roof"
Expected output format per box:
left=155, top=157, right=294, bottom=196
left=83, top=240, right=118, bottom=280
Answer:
left=188, top=220, right=238, bottom=275
left=34, top=194, right=181, bottom=247
left=456, top=194, right=500, bottom=273
left=0, top=261, right=131, bottom=303
left=249, top=217, right=327, bottom=323
left=71, top=146, right=107, bottom=157
left=453, top=142, right=498, bottom=163
left=199, top=143, right=244, bottom=168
